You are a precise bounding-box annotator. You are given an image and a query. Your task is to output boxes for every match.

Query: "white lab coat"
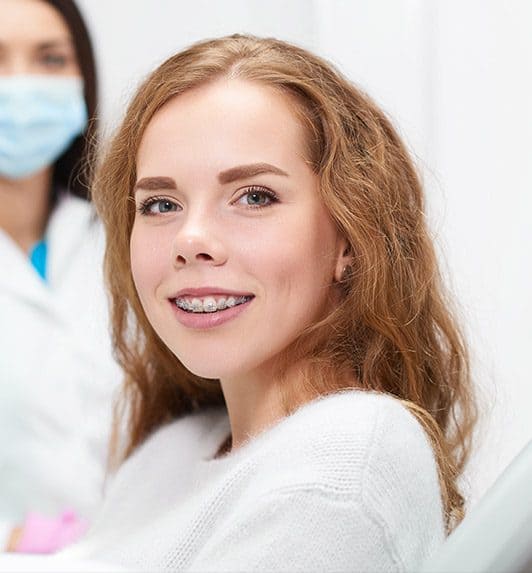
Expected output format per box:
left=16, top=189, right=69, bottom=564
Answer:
left=0, top=194, right=121, bottom=523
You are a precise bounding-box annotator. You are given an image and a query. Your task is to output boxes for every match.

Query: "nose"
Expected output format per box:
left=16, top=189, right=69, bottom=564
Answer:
left=171, top=215, right=228, bottom=268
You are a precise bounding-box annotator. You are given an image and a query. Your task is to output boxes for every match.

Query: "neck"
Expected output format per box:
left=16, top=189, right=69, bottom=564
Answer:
left=219, top=360, right=312, bottom=451
left=0, top=168, right=53, bottom=253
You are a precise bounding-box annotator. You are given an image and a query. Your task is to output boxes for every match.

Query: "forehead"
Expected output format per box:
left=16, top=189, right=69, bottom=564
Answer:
left=137, top=79, right=311, bottom=175
left=0, top=0, right=72, bottom=43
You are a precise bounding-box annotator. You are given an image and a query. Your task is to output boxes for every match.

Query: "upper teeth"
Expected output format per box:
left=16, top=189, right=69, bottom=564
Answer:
left=175, top=295, right=251, bottom=313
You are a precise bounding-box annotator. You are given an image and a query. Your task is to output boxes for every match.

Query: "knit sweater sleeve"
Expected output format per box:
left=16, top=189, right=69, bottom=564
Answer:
left=189, top=486, right=401, bottom=572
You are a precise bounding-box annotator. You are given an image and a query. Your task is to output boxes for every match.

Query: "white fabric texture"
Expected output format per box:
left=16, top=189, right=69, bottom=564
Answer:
left=60, top=391, right=445, bottom=572
left=0, top=553, right=134, bottom=572
left=0, top=194, right=121, bottom=522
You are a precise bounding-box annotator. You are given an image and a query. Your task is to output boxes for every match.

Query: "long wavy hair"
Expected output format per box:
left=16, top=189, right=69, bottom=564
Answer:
left=92, top=34, right=476, bottom=532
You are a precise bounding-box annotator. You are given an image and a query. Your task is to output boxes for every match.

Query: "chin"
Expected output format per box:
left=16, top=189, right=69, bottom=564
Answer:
left=172, top=346, right=267, bottom=381
left=171, top=350, right=238, bottom=380
left=180, top=361, right=224, bottom=380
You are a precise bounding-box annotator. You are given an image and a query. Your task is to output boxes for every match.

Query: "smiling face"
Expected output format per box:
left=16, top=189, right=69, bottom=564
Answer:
left=131, top=79, right=347, bottom=381
left=0, top=0, right=80, bottom=77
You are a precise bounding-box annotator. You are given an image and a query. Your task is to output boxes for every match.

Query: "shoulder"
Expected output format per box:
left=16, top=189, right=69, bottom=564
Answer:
left=264, top=391, right=436, bottom=495
left=258, top=391, right=445, bottom=568
left=50, top=193, right=96, bottom=226
left=293, top=389, right=421, bottom=438
left=48, top=193, right=103, bottom=250
left=304, top=390, right=436, bottom=457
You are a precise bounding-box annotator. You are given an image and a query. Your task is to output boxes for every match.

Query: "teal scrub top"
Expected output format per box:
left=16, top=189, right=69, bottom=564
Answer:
left=29, top=239, right=48, bottom=281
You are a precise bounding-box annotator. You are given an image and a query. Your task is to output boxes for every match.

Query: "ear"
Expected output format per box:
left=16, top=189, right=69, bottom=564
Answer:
left=333, top=238, right=352, bottom=282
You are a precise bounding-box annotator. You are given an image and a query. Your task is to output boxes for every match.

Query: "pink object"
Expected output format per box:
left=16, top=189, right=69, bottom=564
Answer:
left=16, top=510, right=88, bottom=554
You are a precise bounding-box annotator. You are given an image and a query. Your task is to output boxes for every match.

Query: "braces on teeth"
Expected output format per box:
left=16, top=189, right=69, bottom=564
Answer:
left=175, top=295, right=252, bottom=313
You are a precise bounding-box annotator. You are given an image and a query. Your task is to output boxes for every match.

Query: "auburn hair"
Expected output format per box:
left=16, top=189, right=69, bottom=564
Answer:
left=92, top=34, right=476, bottom=532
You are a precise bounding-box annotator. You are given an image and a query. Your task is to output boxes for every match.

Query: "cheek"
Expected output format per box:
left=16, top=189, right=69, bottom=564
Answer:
left=251, top=210, right=338, bottom=313
left=129, top=223, right=168, bottom=305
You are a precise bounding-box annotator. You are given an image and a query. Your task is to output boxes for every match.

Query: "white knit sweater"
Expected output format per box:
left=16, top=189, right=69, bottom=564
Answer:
left=52, top=391, right=444, bottom=572
left=55, top=390, right=445, bottom=572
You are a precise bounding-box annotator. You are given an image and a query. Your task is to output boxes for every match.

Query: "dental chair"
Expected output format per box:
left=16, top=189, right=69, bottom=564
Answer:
left=422, top=440, right=532, bottom=573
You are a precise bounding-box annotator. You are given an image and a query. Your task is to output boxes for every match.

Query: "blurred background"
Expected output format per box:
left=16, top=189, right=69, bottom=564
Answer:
left=76, top=0, right=531, bottom=507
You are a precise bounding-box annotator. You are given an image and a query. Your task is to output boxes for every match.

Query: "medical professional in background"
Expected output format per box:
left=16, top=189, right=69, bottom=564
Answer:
left=0, top=0, right=120, bottom=552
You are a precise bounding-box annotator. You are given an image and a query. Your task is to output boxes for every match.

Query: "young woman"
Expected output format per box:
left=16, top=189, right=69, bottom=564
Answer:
left=0, top=0, right=120, bottom=550
left=2, top=34, right=476, bottom=571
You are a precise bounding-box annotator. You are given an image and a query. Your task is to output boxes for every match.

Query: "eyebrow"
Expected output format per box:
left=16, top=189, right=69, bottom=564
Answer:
left=134, top=176, right=177, bottom=193
left=218, top=163, right=289, bottom=184
left=0, top=39, right=72, bottom=51
left=134, top=163, right=289, bottom=193
left=36, top=40, right=74, bottom=50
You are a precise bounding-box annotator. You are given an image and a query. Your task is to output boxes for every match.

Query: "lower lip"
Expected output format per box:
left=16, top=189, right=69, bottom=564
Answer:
left=170, top=299, right=253, bottom=329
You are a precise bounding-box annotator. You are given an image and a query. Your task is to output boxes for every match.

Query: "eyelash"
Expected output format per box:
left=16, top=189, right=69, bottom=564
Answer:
left=137, top=186, right=279, bottom=216
left=137, top=195, right=179, bottom=216
left=233, top=186, right=279, bottom=209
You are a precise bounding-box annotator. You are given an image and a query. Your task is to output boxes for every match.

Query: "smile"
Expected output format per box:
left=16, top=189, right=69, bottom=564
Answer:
left=174, top=295, right=253, bottom=314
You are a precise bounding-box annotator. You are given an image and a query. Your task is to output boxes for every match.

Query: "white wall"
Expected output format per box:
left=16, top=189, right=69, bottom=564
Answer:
left=76, top=0, right=532, bottom=505
left=76, top=0, right=317, bottom=127
left=430, top=0, right=532, bottom=504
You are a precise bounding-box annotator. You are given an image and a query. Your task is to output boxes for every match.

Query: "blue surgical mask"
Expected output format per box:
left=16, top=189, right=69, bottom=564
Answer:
left=0, top=75, right=88, bottom=180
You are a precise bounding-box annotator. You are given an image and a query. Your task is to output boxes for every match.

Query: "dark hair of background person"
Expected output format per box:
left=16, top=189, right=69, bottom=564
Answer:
left=43, top=0, right=98, bottom=201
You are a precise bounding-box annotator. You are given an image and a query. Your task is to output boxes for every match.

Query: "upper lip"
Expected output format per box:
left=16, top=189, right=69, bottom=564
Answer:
left=170, top=287, right=255, bottom=299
